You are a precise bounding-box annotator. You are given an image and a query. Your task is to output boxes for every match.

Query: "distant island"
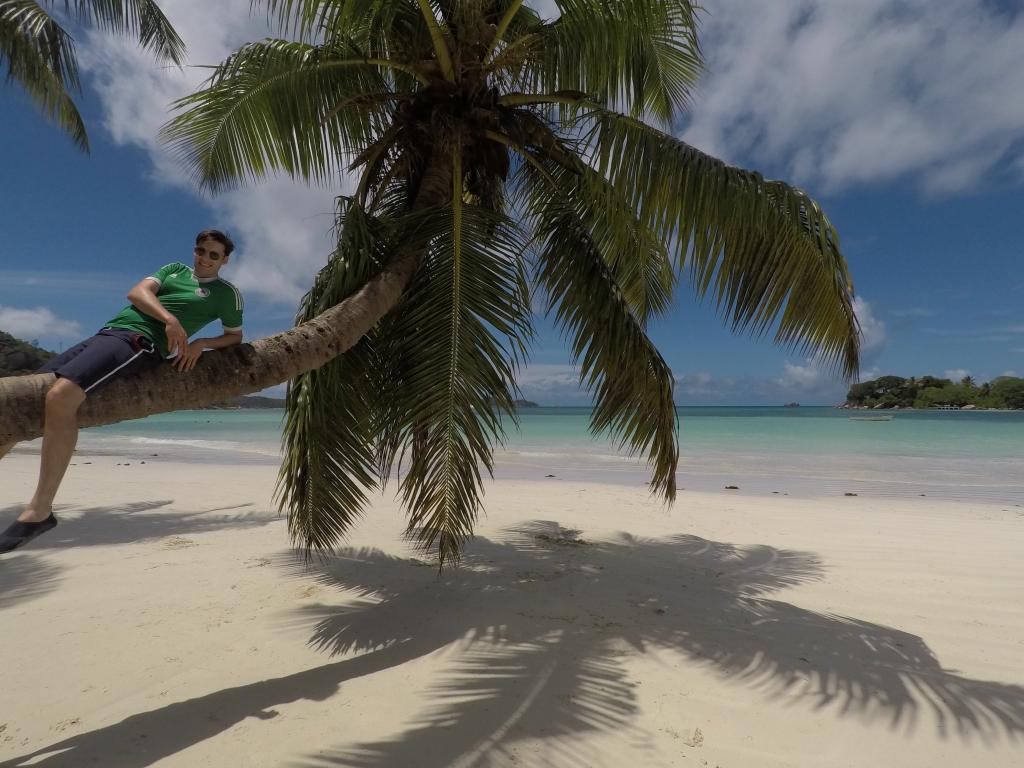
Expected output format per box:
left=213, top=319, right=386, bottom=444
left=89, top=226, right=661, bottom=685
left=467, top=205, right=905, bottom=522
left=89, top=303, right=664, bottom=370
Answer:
left=0, top=330, right=55, bottom=375
left=843, top=374, right=1024, bottom=410
left=205, top=395, right=287, bottom=409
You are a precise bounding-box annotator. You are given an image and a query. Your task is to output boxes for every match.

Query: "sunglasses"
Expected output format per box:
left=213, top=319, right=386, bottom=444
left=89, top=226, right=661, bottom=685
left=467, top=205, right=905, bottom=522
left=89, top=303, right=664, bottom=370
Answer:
left=194, top=245, right=225, bottom=261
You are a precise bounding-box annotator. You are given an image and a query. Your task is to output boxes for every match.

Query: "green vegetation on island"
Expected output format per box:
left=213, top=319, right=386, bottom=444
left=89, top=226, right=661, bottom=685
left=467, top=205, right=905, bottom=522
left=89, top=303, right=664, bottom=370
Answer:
left=845, top=375, right=1024, bottom=410
left=0, top=331, right=55, bottom=376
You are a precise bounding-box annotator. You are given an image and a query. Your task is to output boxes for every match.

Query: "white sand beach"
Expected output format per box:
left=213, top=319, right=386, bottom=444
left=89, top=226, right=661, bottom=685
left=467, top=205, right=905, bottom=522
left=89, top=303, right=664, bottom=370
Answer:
left=1, top=452, right=1023, bottom=767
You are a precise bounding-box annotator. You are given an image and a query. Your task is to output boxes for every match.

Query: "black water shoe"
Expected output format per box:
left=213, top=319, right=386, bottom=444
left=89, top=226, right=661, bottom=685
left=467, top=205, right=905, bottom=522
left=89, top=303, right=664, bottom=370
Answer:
left=0, top=514, right=58, bottom=553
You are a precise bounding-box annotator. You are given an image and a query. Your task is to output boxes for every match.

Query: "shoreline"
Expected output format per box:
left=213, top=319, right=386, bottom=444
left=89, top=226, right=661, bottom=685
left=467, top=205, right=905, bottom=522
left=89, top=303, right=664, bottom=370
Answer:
left=11, top=439, right=1024, bottom=507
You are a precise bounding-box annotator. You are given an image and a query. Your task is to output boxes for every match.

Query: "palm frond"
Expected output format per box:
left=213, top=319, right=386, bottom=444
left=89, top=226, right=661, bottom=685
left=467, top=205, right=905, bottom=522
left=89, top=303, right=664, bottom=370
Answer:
left=259, top=0, right=434, bottom=86
left=59, top=0, right=185, bottom=64
left=161, top=38, right=400, bottom=191
left=516, top=156, right=678, bottom=500
left=278, top=341, right=382, bottom=557
left=487, top=0, right=523, bottom=56
left=482, top=0, right=544, bottom=79
left=514, top=130, right=674, bottom=322
left=2, top=1, right=79, bottom=86
left=495, top=122, right=673, bottom=322
left=1, top=0, right=87, bottom=148
left=376, top=192, right=533, bottom=565
left=497, top=0, right=702, bottom=121
left=277, top=196, right=410, bottom=556
left=414, top=0, right=453, bottom=79
left=582, top=109, right=859, bottom=377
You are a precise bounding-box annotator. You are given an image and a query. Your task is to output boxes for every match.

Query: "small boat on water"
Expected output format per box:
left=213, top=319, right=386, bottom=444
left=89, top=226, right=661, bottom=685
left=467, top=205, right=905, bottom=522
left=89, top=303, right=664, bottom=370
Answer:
left=849, top=414, right=894, bottom=421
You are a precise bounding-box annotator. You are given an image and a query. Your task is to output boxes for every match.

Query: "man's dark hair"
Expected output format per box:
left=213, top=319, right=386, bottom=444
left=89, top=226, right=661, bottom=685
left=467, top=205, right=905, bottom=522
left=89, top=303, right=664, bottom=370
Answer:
left=195, top=229, right=235, bottom=257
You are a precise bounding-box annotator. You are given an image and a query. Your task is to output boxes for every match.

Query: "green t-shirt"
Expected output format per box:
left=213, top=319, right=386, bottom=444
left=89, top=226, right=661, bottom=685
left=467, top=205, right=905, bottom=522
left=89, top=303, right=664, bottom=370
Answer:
left=105, top=262, right=244, bottom=357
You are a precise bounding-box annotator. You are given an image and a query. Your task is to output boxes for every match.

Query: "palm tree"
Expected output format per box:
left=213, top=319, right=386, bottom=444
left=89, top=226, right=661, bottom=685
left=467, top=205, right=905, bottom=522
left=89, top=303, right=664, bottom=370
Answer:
left=0, top=0, right=184, bottom=150
left=0, top=0, right=859, bottom=566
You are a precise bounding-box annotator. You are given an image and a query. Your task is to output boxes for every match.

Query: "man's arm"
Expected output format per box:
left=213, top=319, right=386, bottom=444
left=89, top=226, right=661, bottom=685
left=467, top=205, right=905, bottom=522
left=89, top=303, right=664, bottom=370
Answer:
left=126, top=279, right=188, bottom=356
left=172, top=330, right=243, bottom=372
left=190, top=330, right=243, bottom=350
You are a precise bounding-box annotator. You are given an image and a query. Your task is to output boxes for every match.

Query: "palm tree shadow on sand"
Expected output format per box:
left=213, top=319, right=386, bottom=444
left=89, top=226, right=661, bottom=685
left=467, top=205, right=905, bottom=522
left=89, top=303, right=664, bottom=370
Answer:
left=280, top=522, right=1024, bottom=766
left=3, top=522, right=1022, bottom=768
left=0, top=501, right=276, bottom=612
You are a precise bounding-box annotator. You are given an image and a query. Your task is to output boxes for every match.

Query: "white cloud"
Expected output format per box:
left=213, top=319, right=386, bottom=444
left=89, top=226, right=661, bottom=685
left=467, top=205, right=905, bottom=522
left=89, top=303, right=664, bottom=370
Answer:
left=1001, top=370, right=1019, bottom=377
left=0, top=270, right=130, bottom=294
left=890, top=307, right=934, bottom=318
left=531, top=0, right=561, bottom=18
left=516, top=363, right=586, bottom=403
left=775, top=360, right=828, bottom=391
left=853, top=296, right=886, bottom=362
left=79, top=0, right=343, bottom=306
left=725, top=299, right=886, bottom=400
left=0, top=306, right=82, bottom=339
left=684, top=1, right=1024, bottom=194
left=674, top=371, right=724, bottom=398
left=857, top=366, right=881, bottom=383
left=943, top=368, right=971, bottom=382
left=672, top=363, right=850, bottom=404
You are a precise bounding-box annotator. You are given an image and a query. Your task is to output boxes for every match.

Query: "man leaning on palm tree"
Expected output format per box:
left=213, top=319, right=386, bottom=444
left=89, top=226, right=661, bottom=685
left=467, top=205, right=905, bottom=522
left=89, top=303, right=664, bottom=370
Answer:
left=0, top=230, right=244, bottom=553
left=1, top=0, right=860, bottom=566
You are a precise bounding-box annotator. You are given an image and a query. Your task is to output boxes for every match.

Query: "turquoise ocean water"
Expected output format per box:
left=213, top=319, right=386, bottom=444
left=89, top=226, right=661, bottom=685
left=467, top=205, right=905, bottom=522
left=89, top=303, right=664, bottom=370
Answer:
left=62, top=406, right=1024, bottom=504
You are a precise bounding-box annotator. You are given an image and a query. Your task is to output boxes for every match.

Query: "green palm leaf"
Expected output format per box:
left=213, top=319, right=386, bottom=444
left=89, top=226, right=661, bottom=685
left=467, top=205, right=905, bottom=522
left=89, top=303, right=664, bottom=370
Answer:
left=259, top=0, right=433, bottom=67
left=517, top=156, right=678, bottom=500
left=62, top=0, right=183, bottom=63
left=2, top=0, right=183, bottom=148
left=550, top=156, right=675, bottom=324
left=278, top=343, right=381, bottom=556
left=161, top=38, right=404, bottom=191
left=1, top=1, right=88, bottom=148
left=496, top=0, right=702, bottom=121
left=277, top=195, right=418, bottom=554
left=582, top=109, right=860, bottom=377
left=376, top=184, right=532, bottom=565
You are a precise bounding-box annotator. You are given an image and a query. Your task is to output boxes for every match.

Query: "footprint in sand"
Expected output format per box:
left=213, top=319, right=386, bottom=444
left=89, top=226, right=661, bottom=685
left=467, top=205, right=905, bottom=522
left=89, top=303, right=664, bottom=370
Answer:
left=161, top=536, right=197, bottom=550
left=682, top=727, right=704, bottom=747
left=295, top=584, right=320, bottom=599
left=52, top=718, right=80, bottom=732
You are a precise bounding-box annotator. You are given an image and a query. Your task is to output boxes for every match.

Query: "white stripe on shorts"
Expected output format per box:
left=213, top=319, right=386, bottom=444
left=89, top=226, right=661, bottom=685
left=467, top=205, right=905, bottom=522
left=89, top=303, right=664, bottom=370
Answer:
left=83, top=348, right=152, bottom=393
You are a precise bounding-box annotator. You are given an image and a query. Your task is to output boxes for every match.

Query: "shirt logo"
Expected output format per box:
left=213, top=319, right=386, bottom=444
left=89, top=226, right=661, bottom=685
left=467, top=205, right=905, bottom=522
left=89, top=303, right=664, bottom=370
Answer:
left=195, top=287, right=210, bottom=298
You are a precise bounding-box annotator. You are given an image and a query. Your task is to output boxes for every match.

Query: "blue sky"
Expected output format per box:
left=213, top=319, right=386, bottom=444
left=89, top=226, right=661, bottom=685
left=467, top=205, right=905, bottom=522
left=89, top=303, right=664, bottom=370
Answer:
left=2, top=0, right=1023, bottom=405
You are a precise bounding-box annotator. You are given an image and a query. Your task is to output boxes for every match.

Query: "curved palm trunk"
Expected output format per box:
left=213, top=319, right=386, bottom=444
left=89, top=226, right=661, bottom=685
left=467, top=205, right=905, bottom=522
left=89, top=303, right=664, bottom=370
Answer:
left=0, top=250, right=417, bottom=446
left=0, top=155, right=454, bottom=447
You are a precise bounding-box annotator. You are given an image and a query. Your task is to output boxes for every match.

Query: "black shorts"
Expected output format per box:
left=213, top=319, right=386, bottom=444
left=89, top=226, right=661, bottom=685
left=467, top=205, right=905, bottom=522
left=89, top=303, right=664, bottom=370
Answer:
left=36, top=328, right=160, bottom=394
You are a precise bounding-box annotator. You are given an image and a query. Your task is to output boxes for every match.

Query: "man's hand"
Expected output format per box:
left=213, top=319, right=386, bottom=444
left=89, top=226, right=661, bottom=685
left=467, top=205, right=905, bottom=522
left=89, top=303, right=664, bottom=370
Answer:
left=165, top=319, right=188, bottom=358
left=173, top=340, right=205, bottom=372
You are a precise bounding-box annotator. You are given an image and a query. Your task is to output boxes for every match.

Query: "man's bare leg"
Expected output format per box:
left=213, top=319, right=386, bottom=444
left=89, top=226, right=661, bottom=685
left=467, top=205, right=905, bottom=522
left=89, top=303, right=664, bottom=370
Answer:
left=18, top=378, right=85, bottom=523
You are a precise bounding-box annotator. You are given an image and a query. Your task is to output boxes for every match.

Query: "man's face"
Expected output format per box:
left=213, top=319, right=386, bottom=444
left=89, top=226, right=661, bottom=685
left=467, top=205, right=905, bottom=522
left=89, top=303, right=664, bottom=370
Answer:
left=192, top=237, right=228, bottom=278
